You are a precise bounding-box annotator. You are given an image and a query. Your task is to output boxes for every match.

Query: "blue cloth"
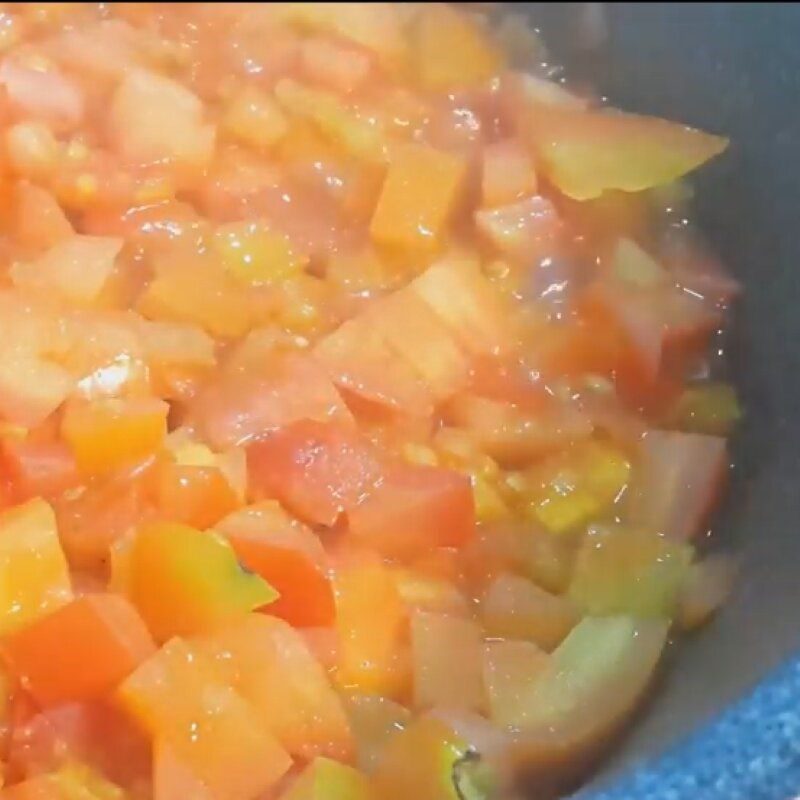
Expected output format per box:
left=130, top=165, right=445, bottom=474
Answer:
left=580, top=654, right=800, bottom=800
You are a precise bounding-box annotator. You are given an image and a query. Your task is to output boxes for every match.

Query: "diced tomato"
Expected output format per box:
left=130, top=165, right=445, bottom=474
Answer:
left=216, top=502, right=336, bottom=628
left=6, top=701, right=150, bottom=790
left=410, top=254, right=510, bottom=357
left=137, top=261, right=255, bottom=339
left=348, top=464, right=474, bottom=560
left=1, top=439, right=80, bottom=501
left=314, top=315, right=435, bottom=418
left=0, top=499, right=72, bottom=636
left=3, top=594, right=155, bottom=706
left=481, top=139, right=537, bottom=209
left=194, top=614, right=354, bottom=761
left=629, top=430, right=727, bottom=540
left=300, top=36, right=373, bottom=94
left=247, top=420, right=386, bottom=527
left=127, top=521, right=276, bottom=641
left=119, top=637, right=291, bottom=800
left=367, top=289, right=471, bottom=403
left=109, top=69, right=215, bottom=170
left=370, top=143, right=466, bottom=251
left=154, top=740, right=214, bottom=800
left=61, top=397, right=168, bottom=477
left=152, top=461, right=239, bottom=529
left=191, top=349, right=353, bottom=449
left=0, top=56, right=84, bottom=132
left=410, top=611, right=485, bottom=713
left=445, top=392, right=593, bottom=466
left=412, top=2, right=503, bottom=91
left=333, top=552, right=409, bottom=699
left=13, top=182, right=73, bottom=252
left=54, top=467, right=153, bottom=573
left=10, top=235, right=123, bottom=308
left=475, top=195, right=563, bottom=265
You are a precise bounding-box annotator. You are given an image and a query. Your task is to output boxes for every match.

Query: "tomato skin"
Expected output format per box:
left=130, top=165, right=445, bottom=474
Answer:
left=348, top=464, right=475, bottom=560
left=247, top=420, right=386, bottom=527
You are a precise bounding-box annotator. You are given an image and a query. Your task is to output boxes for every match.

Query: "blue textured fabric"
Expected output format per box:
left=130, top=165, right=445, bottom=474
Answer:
left=579, top=654, right=800, bottom=800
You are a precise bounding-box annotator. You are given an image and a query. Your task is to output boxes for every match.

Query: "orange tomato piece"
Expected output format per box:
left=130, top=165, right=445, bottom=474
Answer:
left=216, top=502, right=336, bottom=628
left=333, top=552, right=409, bottom=699
left=247, top=420, right=386, bottom=527
left=348, top=463, right=475, bottom=560
left=370, top=143, right=466, bottom=250
left=412, top=3, right=503, bottom=91
left=153, top=461, right=239, bottom=530
left=118, top=637, right=291, bottom=800
left=3, top=594, right=155, bottom=706
left=194, top=614, right=354, bottom=762
left=61, top=396, right=168, bottom=477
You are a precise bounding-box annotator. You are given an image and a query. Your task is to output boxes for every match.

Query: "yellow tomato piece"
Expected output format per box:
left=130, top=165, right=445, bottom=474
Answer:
left=413, top=3, right=503, bottom=91
left=275, top=78, right=384, bottom=161
left=212, top=220, right=308, bottom=287
left=0, top=498, right=72, bottom=635
left=221, top=85, right=288, bottom=151
left=370, top=144, right=466, bottom=250
left=526, top=440, right=632, bottom=535
left=137, top=264, right=255, bottom=339
left=61, top=396, right=168, bottom=477
left=128, top=522, right=276, bottom=641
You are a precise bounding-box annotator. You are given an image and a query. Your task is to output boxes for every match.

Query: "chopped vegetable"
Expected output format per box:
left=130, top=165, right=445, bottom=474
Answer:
left=569, top=525, right=693, bottom=617
left=0, top=499, right=72, bottom=635
left=0, top=5, right=741, bottom=797
left=3, top=594, right=155, bottom=706
left=370, top=144, right=466, bottom=250
left=518, top=103, right=728, bottom=200
left=118, top=637, right=291, bottom=800
left=411, top=611, right=485, bottom=713
left=193, top=614, right=354, bottom=761
left=279, top=757, right=373, bottom=800
left=127, top=522, right=277, bottom=641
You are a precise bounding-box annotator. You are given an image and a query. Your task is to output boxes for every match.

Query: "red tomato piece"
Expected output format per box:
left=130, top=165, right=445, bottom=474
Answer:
left=247, top=420, right=386, bottom=527
left=191, top=350, right=353, bottom=449
left=3, top=594, right=155, bottom=707
left=1, top=439, right=80, bottom=502
left=217, top=503, right=336, bottom=628
left=348, top=464, right=475, bottom=560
